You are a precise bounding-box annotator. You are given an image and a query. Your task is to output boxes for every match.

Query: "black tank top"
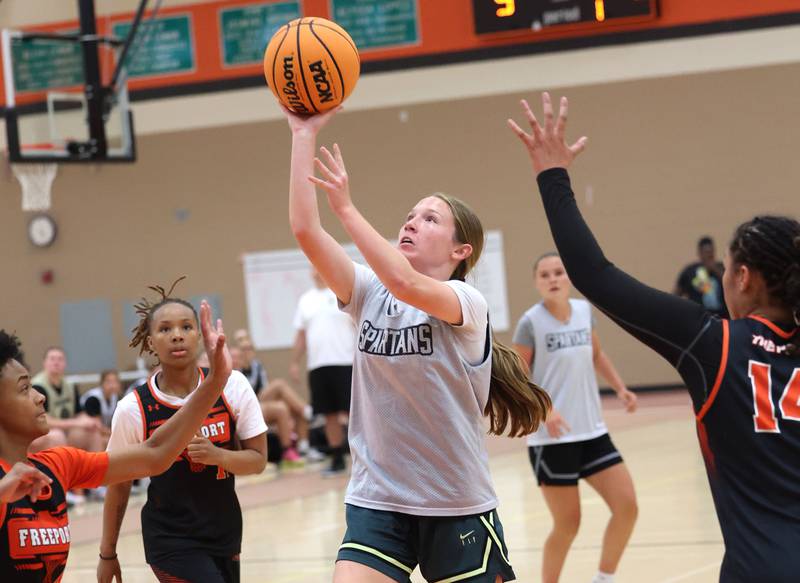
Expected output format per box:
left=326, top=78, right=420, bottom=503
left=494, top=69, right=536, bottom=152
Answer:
left=134, top=369, right=242, bottom=562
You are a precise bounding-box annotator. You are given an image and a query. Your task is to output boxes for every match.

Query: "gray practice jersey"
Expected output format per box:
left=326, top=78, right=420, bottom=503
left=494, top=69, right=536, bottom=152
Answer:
left=513, top=298, right=607, bottom=446
left=340, top=262, right=498, bottom=516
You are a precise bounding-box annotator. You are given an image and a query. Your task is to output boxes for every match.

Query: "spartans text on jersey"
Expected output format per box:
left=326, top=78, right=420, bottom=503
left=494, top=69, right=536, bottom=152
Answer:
left=358, top=321, right=433, bottom=356
left=545, top=328, right=591, bottom=352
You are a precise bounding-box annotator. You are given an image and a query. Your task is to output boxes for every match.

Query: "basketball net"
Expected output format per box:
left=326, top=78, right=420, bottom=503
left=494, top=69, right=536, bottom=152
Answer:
left=11, top=163, right=57, bottom=211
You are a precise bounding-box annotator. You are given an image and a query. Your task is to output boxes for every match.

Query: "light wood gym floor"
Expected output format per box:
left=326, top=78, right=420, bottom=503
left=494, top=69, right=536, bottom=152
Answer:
left=62, top=391, right=723, bottom=582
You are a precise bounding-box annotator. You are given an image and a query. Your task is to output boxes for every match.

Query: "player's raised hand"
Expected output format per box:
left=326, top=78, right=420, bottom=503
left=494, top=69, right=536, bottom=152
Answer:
left=200, top=300, right=232, bottom=385
left=508, top=92, right=588, bottom=175
left=283, top=104, right=343, bottom=136
left=0, top=462, right=52, bottom=503
left=310, top=143, right=353, bottom=215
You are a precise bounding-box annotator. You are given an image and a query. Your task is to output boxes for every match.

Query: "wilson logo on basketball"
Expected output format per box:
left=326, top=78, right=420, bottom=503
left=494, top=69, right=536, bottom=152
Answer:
left=281, top=56, right=311, bottom=114
left=308, top=60, right=335, bottom=104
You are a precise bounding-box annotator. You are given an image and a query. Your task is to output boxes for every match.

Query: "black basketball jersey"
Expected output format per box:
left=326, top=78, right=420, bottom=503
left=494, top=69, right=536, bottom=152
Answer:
left=133, top=369, right=242, bottom=562
left=697, top=317, right=800, bottom=582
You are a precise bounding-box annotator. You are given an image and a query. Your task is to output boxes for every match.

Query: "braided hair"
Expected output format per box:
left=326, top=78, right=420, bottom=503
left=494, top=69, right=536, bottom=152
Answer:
left=130, top=277, right=198, bottom=356
left=729, top=215, right=800, bottom=355
left=0, top=330, right=25, bottom=375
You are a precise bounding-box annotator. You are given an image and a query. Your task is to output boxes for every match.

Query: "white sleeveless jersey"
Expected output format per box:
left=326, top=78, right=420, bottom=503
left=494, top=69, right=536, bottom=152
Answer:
left=340, top=263, right=498, bottom=516
left=513, top=299, right=607, bottom=446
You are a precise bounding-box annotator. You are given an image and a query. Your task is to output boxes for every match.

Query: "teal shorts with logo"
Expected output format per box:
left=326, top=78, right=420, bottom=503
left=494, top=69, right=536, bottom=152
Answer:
left=336, top=504, right=516, bottom=582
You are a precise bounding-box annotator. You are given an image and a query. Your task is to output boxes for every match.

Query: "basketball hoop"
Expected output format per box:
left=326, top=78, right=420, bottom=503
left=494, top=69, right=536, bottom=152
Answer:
left=9, top=144, right=58, bottom=212
left=12, top=162, right=57, bottom=212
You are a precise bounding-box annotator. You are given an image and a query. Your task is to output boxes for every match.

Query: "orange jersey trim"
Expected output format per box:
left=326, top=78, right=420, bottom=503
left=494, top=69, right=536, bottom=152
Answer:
left=748, top=315, right=798, bottom=340
left=697, top=319, right=730, bottom=421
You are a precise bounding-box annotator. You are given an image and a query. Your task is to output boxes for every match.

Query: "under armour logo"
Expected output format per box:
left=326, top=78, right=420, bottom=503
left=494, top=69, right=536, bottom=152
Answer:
left=146, top=404, right=160, bottom=412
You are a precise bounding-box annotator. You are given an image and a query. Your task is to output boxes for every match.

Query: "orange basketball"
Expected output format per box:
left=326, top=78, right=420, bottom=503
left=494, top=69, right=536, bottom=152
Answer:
left=264, top=17, right=360, bottom=114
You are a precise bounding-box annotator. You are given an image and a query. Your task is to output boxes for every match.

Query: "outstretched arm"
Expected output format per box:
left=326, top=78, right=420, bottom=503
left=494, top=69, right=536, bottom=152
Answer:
left=508, top=94, right=723, bottom=408
left=285, top=108, right=355, bottom=305
left=310, top=144, right=467, bottom=325
left=102, top=301, right=233, bottom=484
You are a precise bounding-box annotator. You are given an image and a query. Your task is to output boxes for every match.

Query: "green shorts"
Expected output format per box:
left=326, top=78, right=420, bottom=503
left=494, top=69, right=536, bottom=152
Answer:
left=337, top=504, right=516, bottom=582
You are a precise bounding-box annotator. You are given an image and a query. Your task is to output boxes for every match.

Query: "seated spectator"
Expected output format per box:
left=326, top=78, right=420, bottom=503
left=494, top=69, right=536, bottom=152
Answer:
left=29, top=347, right=106, bottom=503
left=230, top=342, right=309, bottom=467
left=80, top=369, right=122, bottom=431
left=233, top=330, right=268, bottom=394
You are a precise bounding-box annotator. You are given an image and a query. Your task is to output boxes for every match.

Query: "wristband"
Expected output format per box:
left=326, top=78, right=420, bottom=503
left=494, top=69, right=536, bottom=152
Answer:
left=99, top=553, right=118, bottom=560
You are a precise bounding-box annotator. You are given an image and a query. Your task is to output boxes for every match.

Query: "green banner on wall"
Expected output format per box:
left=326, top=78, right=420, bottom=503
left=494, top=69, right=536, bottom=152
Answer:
left=220, top=1, right=302, bottom=66
left=11, top=33, right=84, bottom=93
left=330, top=0, right=419, bottom=50
left=113, top=15, right=195, bottom=78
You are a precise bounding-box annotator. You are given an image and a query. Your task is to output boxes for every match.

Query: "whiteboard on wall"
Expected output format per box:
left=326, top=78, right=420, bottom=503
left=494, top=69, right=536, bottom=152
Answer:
left=242, top=230, right=509, bottom=351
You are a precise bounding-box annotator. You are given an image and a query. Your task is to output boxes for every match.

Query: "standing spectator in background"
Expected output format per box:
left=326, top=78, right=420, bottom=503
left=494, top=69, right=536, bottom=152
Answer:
left=30, top=348, right=104, bottom=454
left=290, top=269, right=356, bottom=476
left=674, top=236, right=728, bottom=317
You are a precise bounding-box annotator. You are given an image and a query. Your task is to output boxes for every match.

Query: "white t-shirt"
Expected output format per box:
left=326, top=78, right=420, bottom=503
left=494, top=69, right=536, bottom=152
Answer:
left=293, top=286, right=356, bottom=370
left=340, top=263, right=497, bottom=516
left=108, top=370, right=267, bottom=450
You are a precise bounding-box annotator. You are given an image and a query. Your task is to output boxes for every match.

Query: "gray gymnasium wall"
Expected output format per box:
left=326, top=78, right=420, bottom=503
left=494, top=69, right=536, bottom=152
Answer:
left=2, top=61, right=799, bottom=393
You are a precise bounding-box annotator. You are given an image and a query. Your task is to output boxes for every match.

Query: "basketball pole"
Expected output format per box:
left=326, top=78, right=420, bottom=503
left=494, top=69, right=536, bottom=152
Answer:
left=77, top=0, right=108, bottom=160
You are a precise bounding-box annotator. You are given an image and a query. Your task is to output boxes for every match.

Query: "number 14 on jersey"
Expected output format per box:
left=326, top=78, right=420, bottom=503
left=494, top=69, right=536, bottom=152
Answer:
left=749, top=361, right=800, bottom=433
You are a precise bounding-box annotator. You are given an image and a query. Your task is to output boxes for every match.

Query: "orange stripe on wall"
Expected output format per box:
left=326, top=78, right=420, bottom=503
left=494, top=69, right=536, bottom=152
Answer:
left=2, top=0, right=799, bottom=107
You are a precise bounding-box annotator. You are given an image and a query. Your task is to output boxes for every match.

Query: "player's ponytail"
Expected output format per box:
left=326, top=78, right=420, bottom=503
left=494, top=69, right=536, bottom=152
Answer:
left=486, top=338, right=552, bottom=436
left=729, top=216, right=800, bottom=356
left=436, top=193, right=552, bottom=436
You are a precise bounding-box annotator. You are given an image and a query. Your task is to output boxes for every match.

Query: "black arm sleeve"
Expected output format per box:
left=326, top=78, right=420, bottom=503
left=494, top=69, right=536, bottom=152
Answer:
left=536, top=168, right=724, bottom=410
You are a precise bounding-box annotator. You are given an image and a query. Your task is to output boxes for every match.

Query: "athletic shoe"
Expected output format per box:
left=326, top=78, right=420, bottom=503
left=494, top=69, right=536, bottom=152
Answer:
left=322, top=457, right=347, bottom=478
left=280, top=447, right=305, bottom=468
left=305, top=447, right=327, bottom=462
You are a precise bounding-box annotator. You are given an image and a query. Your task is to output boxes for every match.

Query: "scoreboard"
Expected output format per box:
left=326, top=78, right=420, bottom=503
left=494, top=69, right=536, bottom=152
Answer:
left=472, top=0, right=658, bottom=35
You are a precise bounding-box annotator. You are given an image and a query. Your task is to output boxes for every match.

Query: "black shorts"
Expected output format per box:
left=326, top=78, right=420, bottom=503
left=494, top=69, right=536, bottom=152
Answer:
left=337, top=504, right=516, bottom=582
left=309, top=365, right=352, bottom=415
left=150, top=551, right=240, bottom=583
left=529, top=433, right=623, bottom=486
